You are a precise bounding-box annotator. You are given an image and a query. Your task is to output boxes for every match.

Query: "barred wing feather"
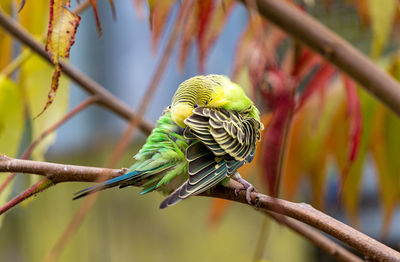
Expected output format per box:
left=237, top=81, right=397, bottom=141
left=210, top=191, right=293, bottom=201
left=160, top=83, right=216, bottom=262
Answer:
left=159, top=107, right=262, bottom=208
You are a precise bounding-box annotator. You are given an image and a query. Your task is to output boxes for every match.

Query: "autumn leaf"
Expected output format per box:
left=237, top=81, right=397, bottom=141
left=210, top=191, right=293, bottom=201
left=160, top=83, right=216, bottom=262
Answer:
left=341, top=87, right=377, bottom=228
left=197, top=0, right=235, bottom=72
left=38, top=0, right=80, bottom=118
left=296, top=62, right=336, bottom=111
left=260, top=69, right=295, bottom=196
left=178, top=0, right=197, bottom=70
left=282, top=79, right=346, bottom=208
left=0, top=0, right=13, bottom=70
left=342, top=76, right=362, bottom=170
left=370, top=106, right=400, bottom=238
left=148, top=0, right=176, bottom=52
left=89, top=0, right=102, bottom=35
left=0, top=75, right=24, bottom=227
left=368, top=0, right=397, bottom=58
left=20, top=55, right=70, bottom=162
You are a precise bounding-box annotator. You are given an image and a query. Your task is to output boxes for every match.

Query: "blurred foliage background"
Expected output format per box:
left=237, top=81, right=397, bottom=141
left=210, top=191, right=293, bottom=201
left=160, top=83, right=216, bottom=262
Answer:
left=0, top=0, right=400, bottom=261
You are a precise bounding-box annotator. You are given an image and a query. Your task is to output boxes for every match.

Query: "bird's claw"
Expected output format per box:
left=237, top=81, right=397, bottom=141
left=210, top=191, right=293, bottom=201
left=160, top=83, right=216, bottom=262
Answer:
left=244, top=185, right=256, bottom=204
left=232, top=174, right=257, bottom=205
left=234, top=188, right=240, bottom=197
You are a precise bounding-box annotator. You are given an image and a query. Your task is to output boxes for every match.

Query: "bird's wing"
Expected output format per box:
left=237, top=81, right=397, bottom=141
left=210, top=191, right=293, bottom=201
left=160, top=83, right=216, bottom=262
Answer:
left=185, top=107, right=262, bottom=162
left=159, top=107, right=262, bottom=208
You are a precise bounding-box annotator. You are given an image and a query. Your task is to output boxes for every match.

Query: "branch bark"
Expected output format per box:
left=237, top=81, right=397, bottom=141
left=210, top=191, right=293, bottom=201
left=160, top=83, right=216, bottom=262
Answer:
left=0, top=8, right=154, bottom=135
left=1, top=155, right=399, bottom=261
left=240, top=0, right=400, bottom=117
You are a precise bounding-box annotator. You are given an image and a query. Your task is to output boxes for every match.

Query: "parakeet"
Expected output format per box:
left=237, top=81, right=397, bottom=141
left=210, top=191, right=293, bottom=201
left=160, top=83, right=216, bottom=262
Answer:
left=74, top=74, right=263, bottom=208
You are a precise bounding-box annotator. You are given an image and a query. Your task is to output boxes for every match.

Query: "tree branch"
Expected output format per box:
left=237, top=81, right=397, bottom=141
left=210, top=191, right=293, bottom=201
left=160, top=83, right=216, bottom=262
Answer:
left=0, top=155, right=398, bottom=261
left=0, top=155, right=122, bottom=183
left=240, top=0, right=400, bottom=117
left=0, top=8, right=154, bottom=135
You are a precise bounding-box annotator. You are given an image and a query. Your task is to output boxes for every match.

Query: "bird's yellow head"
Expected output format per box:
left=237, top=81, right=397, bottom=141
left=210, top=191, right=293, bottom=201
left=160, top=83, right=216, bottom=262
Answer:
left=170, top=74, right=257, bottom=127
left=171, top=103, right=194, bottom=128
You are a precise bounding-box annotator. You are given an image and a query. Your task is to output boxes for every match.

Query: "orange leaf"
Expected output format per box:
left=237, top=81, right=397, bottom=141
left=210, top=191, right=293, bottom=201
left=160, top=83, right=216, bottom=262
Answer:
left=109, top=0, right=116, bottom=21
left=89, top=0, right=102, bottom=35
left=40, top=0, right=80, bottom=118
left=148, top=0, right=175, bottom=52
left=283, top=80, right=346, bottom=209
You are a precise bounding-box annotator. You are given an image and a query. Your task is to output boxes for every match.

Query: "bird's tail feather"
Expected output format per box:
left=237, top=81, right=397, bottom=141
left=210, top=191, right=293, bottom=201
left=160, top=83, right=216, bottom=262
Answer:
left=73, top=170, right=141, bottom=200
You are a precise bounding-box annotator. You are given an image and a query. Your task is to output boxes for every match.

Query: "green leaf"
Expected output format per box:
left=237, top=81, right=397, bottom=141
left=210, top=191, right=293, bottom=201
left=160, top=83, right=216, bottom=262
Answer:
left=0, top=75, right=24, bottom=227
left=20, top=55, right=70, bottom=161
left=368, top=0, right=397, bottom=58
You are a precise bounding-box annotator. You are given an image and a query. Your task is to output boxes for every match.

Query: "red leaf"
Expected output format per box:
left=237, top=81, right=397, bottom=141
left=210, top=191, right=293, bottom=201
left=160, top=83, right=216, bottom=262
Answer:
left=296, top=62, right=336, bottom=111
left=342, top=75, right=362, bottom=169
left=197, top=0, right=235, bottom=73
left=197, top=0, right=213, bottom=43
left=292, top=47, right=321, bottom=79
left=260, top=69, right=295, bottom=196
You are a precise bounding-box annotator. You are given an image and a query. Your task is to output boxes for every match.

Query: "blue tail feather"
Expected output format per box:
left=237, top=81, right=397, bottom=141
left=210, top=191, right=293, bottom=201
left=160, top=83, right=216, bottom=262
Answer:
left=73, top=170, right=140, bottom=200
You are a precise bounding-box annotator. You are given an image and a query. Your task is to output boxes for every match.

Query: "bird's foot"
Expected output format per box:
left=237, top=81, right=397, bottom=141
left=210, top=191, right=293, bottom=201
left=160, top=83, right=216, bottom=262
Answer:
left=232, top=174, right=257, bottom=204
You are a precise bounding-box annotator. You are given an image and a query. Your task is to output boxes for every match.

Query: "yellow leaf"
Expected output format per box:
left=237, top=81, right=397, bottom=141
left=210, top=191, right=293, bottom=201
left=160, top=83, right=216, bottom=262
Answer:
left=18, top=0, right=48, bottom=36
left=368, top=0, right=397, bottom=58
left=38, top=0, right=79, bottom=117
left=20, top=55, right=70, bottom=161
left=371, top=106, right=400, bottom=237
left=0, top=75, right=24, bottom=227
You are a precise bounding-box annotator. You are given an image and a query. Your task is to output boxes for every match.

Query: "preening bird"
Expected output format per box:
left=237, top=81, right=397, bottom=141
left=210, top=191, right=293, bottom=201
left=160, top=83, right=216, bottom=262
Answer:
left=74, top=74, right=263, bottom=208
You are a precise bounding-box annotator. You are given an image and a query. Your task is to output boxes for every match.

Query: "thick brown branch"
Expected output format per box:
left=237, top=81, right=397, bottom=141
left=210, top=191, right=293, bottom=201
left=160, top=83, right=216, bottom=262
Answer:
left=1, top=155, right=399, bottom=261
left=209, top=185, right=400, bottom=262
left=240, top=0, right=400, bottom=117
left=0, top=8, right=154, bottom=135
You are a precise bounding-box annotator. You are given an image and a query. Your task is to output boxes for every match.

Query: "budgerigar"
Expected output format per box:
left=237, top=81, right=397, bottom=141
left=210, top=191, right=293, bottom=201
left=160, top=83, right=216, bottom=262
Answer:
left=74, top=74, right=263, bottom=208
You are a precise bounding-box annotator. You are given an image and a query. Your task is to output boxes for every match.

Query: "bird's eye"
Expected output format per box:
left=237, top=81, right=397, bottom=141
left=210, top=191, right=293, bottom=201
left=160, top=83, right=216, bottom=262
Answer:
left=193, top=104, right=198, bottom=108
left=205, top=101, right=208, bottom=105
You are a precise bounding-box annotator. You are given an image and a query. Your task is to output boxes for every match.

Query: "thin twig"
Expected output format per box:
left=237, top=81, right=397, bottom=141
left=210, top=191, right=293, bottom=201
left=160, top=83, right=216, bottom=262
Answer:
left=0, top=96, right=98, bottom=196
left=0, top=178, right=53, bottom=215
left=0, top=8, right=154, bottom=135
left=239, top=0, right=400, bottom=117
left=0, top=155, right=398, bottom=261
